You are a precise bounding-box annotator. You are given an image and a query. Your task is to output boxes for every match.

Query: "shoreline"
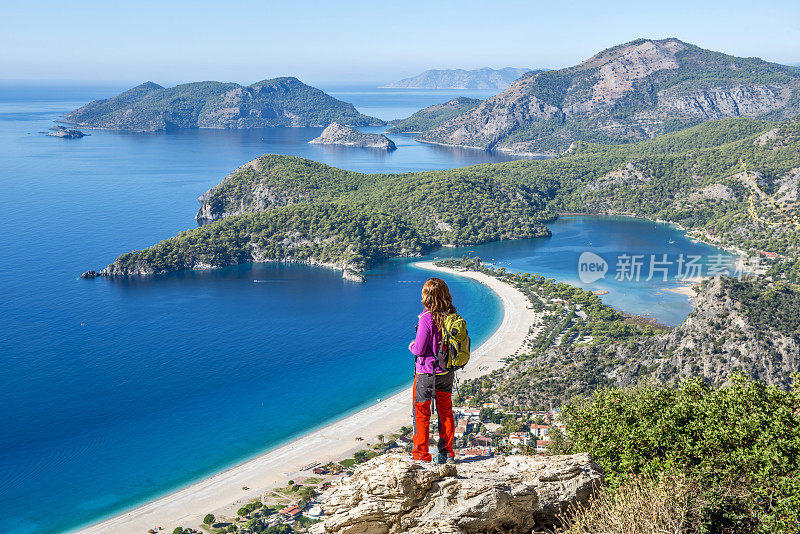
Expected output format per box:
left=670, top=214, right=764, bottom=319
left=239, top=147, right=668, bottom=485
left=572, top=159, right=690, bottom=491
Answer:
left=72, top=261, right=540, bottom=534
left=414, top=137, right=554, bottom=159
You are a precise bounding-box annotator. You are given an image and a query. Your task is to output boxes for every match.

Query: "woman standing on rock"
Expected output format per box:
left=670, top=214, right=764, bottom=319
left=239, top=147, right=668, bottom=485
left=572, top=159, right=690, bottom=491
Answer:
left=408, top=277, right=456, bottom=464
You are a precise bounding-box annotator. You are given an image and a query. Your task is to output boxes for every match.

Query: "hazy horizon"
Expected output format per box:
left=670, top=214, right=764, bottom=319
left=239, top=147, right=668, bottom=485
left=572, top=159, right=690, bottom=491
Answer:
left=2, top=0, right=798, bottom=85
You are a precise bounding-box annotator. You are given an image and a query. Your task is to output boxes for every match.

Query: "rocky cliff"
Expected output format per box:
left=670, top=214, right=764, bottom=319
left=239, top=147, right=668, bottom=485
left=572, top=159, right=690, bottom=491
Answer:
left=381, top=68, right=534, bottom=90
left=312, top=453, right=601, bottom=534
left=418, top=38, right=800, bottom=154
left=62, top=77, right=383, bottom=131
left=634, top=277, right=800, bottom=387
left=309, top=122, right=396, bottom=150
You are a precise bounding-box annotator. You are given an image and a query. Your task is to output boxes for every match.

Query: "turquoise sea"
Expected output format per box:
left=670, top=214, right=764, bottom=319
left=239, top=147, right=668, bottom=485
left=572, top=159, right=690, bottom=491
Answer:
left=0, top=82, right=730, bottom=533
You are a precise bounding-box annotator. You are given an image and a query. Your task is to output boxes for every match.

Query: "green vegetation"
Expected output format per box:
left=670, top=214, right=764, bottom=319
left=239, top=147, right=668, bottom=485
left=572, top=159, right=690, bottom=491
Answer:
left=105, top=154, right=553, bottom=275
left=386, top=97, right=482, bottom=133
left=103, top=115, right=800, bottom=286
left=237, top=521, right=292, bottom=534
left=203, top=513, right=215, bottom=525
left=62, top=77, right=383, bottom=131
left=237, top=500, right=263, bottom=518
left=110, top=203, right=434, bottom=275
left=727, top=278, right=800, bottom=338
left=453, top=255, right=799, bottom=411
left=449, top=259, right=657, bottom=410
left=556, top=376, right=800, bottom=533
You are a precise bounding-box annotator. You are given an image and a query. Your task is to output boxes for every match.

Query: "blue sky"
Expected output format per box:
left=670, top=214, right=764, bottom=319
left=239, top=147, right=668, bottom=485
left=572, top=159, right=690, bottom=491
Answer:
left=1, top=0, right=798, bottom=84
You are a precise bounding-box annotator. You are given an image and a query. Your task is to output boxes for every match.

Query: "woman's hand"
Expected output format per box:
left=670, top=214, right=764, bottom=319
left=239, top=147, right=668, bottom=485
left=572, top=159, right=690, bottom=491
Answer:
left=408, top=340, right=415, bottom=351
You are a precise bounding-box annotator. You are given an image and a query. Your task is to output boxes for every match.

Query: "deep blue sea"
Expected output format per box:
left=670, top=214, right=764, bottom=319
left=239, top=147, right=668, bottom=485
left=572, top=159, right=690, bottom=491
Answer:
left=0, top=82, right=730, bottom=533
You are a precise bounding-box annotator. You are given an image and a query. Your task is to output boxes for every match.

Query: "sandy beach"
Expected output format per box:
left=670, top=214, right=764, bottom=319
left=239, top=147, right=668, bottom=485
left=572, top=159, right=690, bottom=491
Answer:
left=663, top=277, right=703, bottom=299
left=73, top=262, right=540, bottom=534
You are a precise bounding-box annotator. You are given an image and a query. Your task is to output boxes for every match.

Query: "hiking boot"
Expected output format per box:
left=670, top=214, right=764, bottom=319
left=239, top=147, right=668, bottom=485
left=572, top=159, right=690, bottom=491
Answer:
left=435, top=453, right=448, bottom=465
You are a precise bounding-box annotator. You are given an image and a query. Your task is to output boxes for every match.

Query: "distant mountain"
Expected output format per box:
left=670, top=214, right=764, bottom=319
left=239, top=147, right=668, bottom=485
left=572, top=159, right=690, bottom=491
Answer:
left=417, top=38, right=800, bottom=155
left=62, top=77, right=383, bottom=131
left=386, top=97, right=482, bottom=133
left=381, top=67, right=535, bottom=90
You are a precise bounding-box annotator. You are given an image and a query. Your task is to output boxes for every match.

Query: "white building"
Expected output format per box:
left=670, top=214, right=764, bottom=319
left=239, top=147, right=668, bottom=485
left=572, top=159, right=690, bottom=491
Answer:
left=507, top=432, right=531, bottom=446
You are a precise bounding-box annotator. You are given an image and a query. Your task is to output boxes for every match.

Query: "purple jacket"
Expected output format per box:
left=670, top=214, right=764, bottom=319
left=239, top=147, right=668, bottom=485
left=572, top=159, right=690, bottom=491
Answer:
left=410, top=310, right=445, bottom=374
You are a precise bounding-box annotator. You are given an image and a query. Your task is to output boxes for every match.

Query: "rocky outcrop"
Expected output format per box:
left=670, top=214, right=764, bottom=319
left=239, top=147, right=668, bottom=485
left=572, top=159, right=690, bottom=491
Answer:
left=641, top=277, right=800, bottom=387
left=309, top=123, right=396, bottom=150
left=313, top=453, right=601, bottom=534
left=418, top=38, right=800, bottom=155
left=194, top=157, right=307, bottom=223
left=687, top=183, right=738, bottom=202
left=585, top=162, right=650, bottom=193
left=655, top=84, right=794, bottom=120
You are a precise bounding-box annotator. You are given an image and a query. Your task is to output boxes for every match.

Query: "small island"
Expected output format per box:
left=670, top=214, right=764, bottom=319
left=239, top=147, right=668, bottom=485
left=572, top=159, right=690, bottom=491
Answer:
left=46, top=126, right=87, bottom=139
left=309, top=122, right=396, bottom=150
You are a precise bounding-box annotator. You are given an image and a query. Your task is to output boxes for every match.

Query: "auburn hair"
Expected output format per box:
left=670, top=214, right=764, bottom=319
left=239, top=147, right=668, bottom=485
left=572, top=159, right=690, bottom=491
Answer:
left=421, top=277, right=456, bottom=330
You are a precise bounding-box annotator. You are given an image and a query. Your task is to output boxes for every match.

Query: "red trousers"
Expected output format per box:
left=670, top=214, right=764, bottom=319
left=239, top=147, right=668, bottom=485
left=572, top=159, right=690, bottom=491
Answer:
left=412, top=371, right=455, bottom=462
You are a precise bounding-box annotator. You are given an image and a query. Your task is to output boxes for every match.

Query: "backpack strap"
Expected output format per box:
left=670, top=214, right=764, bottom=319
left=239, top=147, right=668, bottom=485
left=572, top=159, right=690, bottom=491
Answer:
left=415, top=310, right=435, bottom=364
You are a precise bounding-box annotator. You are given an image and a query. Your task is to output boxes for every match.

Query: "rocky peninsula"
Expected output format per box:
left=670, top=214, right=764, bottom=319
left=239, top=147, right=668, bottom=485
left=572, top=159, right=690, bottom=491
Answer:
left=309, top=123, right=396, bottom=150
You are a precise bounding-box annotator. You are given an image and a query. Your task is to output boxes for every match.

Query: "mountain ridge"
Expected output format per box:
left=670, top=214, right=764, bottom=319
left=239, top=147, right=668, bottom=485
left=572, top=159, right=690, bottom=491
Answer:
left=386, top=96, right=482, bottom=133
left=61, top=77, right=384, bottom=131
left=417, top=38, right=800, bottom=154
left=381, top=67, right=535, bottom=90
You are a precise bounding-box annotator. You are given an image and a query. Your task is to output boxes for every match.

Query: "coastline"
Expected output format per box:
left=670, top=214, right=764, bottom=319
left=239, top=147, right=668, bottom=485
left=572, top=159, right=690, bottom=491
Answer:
left=414, top=137, right=554, bottom=159
left=72, top=261, right=540, bottom=534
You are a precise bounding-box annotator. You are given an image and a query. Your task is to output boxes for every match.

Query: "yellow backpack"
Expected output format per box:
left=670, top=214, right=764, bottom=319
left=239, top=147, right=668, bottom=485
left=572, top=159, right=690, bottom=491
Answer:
left=437, top=312, right=471, bottom=371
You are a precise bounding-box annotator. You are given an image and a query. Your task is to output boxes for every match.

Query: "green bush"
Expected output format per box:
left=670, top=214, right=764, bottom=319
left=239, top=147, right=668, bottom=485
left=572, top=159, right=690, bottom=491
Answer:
left=559, top=375, right=800, bottom=532
left=202, top=513, right=215, bottom=525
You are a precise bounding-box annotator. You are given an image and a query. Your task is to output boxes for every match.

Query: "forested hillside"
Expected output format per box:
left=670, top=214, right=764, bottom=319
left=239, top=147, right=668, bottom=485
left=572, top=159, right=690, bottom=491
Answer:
left=458, top=270, right=799, bottom=411
left=62, top=77, right=383, bottom=131
left=385, top=97, right=482, bottom=133
left=94, top=115, right=800, bottom=282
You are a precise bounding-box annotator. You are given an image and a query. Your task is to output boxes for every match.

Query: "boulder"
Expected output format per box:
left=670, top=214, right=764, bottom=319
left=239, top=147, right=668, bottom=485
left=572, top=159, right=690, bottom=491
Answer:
left=314, top=453, right=601, bottom=534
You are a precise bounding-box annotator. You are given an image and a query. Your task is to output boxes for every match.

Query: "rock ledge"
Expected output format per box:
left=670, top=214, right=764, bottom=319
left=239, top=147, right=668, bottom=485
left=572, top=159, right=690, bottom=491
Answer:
left=313, top=452, right=601, bottom=534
